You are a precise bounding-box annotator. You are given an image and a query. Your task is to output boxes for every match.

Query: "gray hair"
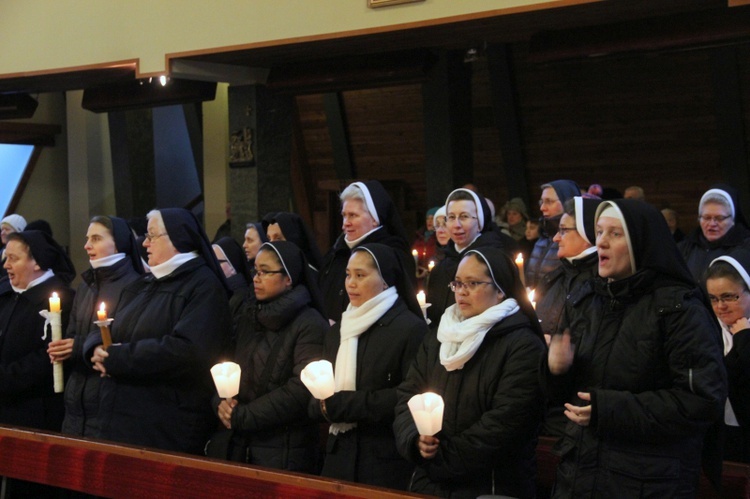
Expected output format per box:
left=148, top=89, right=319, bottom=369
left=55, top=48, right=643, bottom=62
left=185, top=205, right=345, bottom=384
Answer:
left=146, top=210, right=167, bottom=234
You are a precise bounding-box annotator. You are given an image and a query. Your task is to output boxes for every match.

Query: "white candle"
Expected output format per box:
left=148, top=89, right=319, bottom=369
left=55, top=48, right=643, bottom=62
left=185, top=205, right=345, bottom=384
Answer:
left=301, top=360, right=335, bottom=400
left=412, top=249, right=419, bottom=266
left=515, top=253, right=526, bottom=288
left=428, top=260, right=435, bottom=272
left=210, top=362, right=241, bottom=399
left=528, top=288, right=536, bottom=310
left=408, top=392, right=444, bottom=436
left=49, top=293, right=63, bottom=393
left=417, top=290, right=426, bottom=307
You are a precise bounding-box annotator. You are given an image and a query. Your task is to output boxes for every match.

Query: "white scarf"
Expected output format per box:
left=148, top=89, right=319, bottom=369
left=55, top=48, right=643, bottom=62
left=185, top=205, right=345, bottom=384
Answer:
left=330, top=286, right=398, bottom=435
left=12, top=268, right=55, bottom=294
left=90, top=253, right=126, bottom=269
left=438, top=298, right=519, bottom=371
left=149, top=252, right=198, bottom=279
left=344, top=226, right=382, bottom=249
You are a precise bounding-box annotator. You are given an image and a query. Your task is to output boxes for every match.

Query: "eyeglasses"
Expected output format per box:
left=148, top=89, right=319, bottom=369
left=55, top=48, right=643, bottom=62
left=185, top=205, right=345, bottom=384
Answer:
left=449, top=280, right=494, bottom=292
left=446, top=214, right=478, bottom=225
left=539, top=198, right=560, bottom=207
left=708, top=291, right=747, bottom=304
left=251, top=268, right=286, bottom=279
left=144, top=232, right=168, bottom=242
left=699, top=215, right=731, bottom=224
left=557, top=226, right=578, bottom=237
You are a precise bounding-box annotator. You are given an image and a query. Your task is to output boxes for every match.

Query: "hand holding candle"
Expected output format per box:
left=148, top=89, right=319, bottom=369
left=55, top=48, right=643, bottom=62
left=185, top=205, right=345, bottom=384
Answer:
left=301, top=360, right=335, bottom=400
left=408, top=392, right=444, bottom=436
left=94, top=302, right=113, bottom=349
left=49, top=292, right=64, bottom=393
left=211, top=362, right=241, bottom=399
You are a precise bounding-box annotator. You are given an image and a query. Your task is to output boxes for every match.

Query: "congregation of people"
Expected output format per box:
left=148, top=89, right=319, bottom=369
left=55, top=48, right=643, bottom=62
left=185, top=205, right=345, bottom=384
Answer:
left=0, top=177, right=747, bottom=498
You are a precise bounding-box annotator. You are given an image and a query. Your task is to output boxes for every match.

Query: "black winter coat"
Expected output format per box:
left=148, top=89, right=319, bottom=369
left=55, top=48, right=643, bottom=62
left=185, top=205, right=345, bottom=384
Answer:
left=228, top=285, right=326, bottom=472
left=85, top=258, right=231, bottom=455
left=319, top=228, right=415, bottom=323
left=536, top=251, right=598, bottom=338
left=0, top=275, right=74, bottom=431
left=725, top=327, right=750, bottom=462
left=62, top=259, right=140, bottom=437
left=547, top=271, right=727, bottom=498
left=678, top=224, right=750, bottom=284
left=394, top=311, right=545, bottom=499
left=526, top=216, right=562, bottom=291
left=309, top=299, right=427, bottom=489
left=426, top=231, right=518, bottom=326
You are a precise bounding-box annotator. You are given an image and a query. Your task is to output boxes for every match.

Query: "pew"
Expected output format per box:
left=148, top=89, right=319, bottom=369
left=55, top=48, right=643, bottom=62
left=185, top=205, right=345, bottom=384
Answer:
left=0, top=426, right=427, bottom=498
left=1, top=426, right=748, bottom=498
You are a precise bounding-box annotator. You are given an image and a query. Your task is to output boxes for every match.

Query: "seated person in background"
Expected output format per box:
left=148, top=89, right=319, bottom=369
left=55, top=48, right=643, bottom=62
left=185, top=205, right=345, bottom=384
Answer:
left=679, top=184, right=750, bottom=283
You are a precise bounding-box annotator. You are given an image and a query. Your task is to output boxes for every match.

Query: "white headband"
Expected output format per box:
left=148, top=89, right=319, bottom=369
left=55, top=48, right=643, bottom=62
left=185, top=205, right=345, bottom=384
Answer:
left=351, top=182, right=380, bottom=225
left=445, top=189, right=484, bottom=231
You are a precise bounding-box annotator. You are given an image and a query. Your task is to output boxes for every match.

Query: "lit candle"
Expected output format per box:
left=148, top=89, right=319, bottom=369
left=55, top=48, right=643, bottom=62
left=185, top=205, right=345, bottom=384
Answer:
left=428, top=260, right=435, bottom=272
left=515, top=253, right=526, bottom=288
left=528, top=288, right=536, bottom=310
left=417, top=290, right=426, bottom=307
left=210, top=362, right=242, bottom=399
left=412, top=249, right=419, bottom=265
left=49, top=292, right=61, bottom=313
left=97, top=302, right=107, bottom=321
left=301, top=360, right=336, bottom=400
left=407, top=392, right=444, bottom=436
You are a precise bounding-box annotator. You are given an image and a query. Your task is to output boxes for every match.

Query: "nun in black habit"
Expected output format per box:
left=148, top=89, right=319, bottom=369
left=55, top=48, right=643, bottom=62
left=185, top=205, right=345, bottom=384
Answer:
left=0, top=230, right=75, bottom=431
left=85, top=208, right=231, bottom=455
left=216, top=241, right=327, bottom=472
left=47, top=216, right=144, bottom=438
left=546, top=199, right=727, bottom=498
left=319, top=180, right=416, bottom=323
left=263, top=211, right=324, bottom=271
left=394, top=246, right=545, bottom=498
left=308, top=243, right=428, bottom=489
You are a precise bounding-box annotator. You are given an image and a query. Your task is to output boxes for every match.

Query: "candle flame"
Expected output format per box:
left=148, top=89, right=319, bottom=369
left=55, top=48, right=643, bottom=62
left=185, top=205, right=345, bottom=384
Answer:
left=52, top=292, right=59, bottom=299
left=528, top=289, right=535, bottom=302
left=99, top=302, right=106, bottom=312
left=412, top=249, right=418, bottom=256
left=515, top=253, right=523, bottom=264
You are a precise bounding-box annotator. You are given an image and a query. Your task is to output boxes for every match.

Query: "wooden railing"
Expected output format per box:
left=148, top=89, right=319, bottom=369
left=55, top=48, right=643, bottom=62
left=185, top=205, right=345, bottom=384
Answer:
left=0, top=426, right=748, bottom=498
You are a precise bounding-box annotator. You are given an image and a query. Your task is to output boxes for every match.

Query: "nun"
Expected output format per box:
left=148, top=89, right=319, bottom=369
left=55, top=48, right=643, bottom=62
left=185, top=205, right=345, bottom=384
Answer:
left=0, top=230, right=75, bottom=430
left=47, top=216, right=144, bottom=438
left=547, top=199, right=727, bottom=497
left=216, top=241, right=327, bottom=472
left=679, top=184, right=750, bottom=283
left=85, top=208, right=231, bottom=455
left=394, top=247, right=545, bottom=498
left=213, top=236, right=251, bottom=295
left=263, top=212, right=324, bottom=271
left=705, top=249, right=750, bottom=462
left=319, top=180, right=415, bottom=323
left=309, top=243, right=427, bottom=489
left=242, top=221, right=268, bottom=267
left=426, top=188, right=518, bottom=326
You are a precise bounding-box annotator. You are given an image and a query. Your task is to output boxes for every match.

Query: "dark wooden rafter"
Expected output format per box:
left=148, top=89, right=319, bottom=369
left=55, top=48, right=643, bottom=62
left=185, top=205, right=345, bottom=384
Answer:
left=0, top=122, right=60, bottom=146
left=323, top=92, right=355, bottom=180
left=486, top=43, right=530, bottom=207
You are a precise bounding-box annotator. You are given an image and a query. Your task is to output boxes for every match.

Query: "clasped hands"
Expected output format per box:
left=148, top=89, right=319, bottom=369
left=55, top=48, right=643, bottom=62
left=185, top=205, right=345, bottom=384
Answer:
left=548, top=330, right=591, bottom=427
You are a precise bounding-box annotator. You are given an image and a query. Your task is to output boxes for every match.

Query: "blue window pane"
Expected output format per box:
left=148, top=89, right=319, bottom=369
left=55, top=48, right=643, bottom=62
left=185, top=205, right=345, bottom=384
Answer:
left=0, top=144, right=34, bottom=216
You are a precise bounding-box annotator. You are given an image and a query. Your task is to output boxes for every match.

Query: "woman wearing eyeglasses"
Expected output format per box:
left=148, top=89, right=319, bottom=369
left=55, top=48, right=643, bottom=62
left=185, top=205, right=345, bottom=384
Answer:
left=705, top=249, right=750, bottom=462
left=679, top=184, right=750, bottom=283
left=426, top=188, right=518, bottom=326
left=216, top=241, right=326, bottom=472
left=547, top=199, right=726, bottom=498
left=394, top=246, right=545, bottom=498
left=536, top=197, right=601, bottom=437
left=309, top=243, right=427, bottom=489
left=84, top=208, right=232, bottom=455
